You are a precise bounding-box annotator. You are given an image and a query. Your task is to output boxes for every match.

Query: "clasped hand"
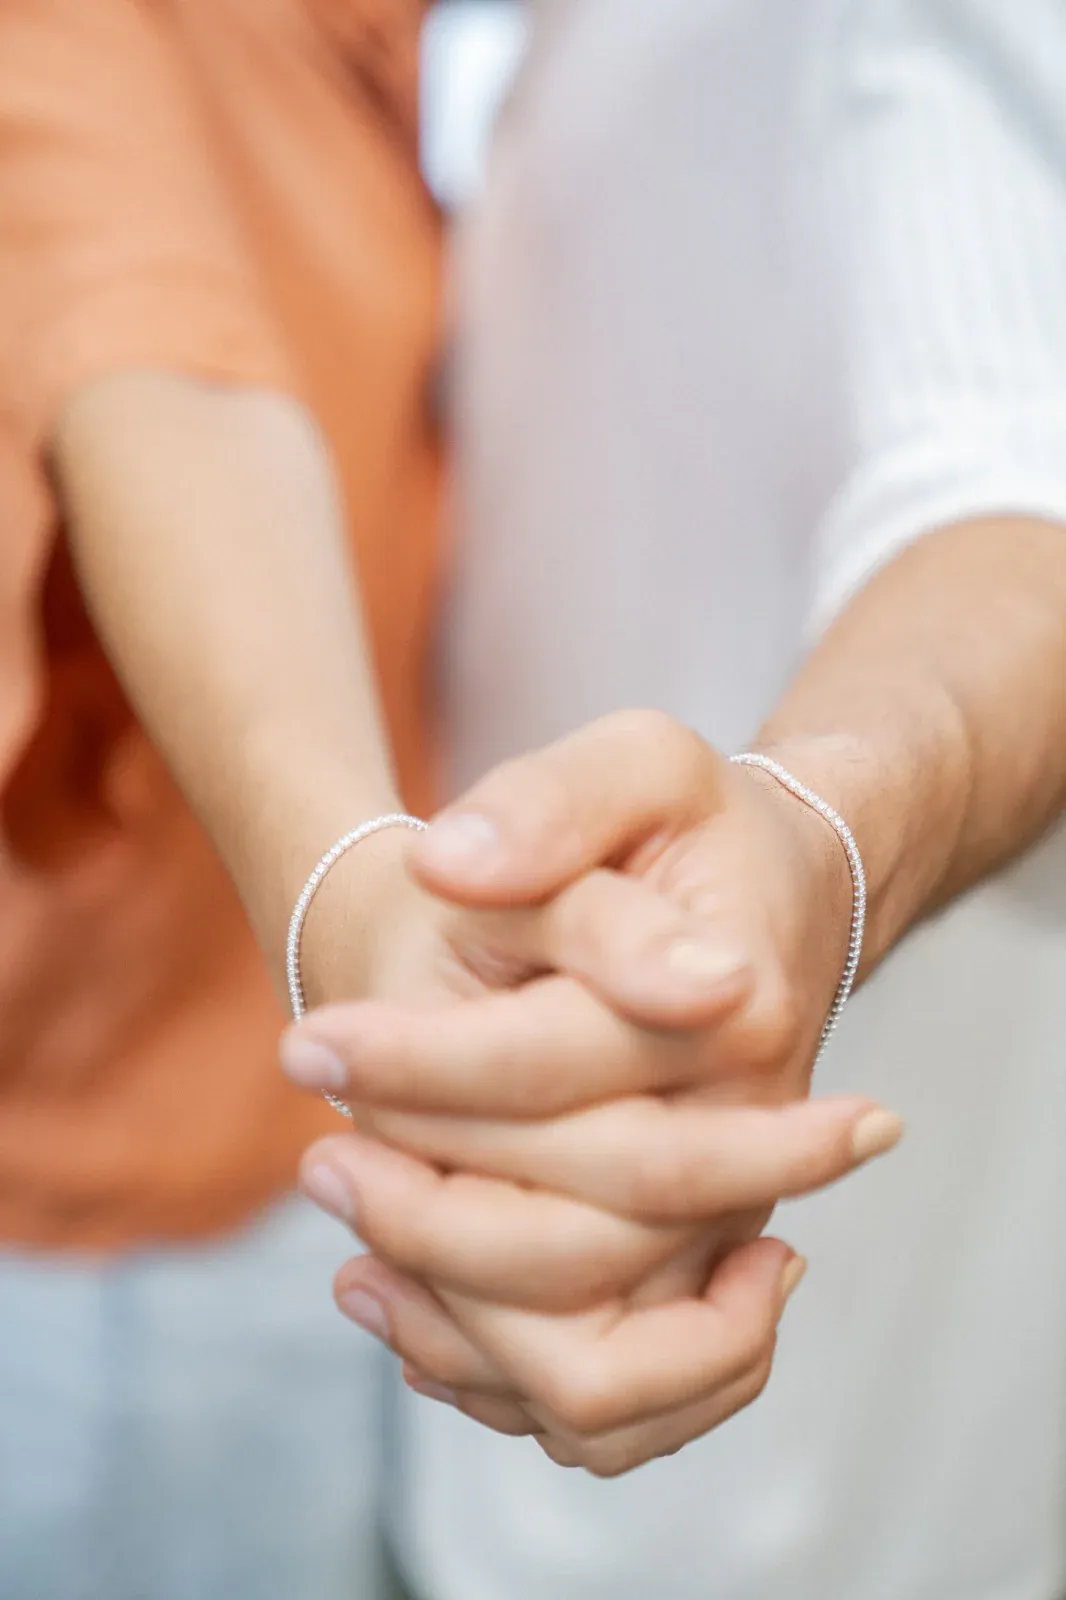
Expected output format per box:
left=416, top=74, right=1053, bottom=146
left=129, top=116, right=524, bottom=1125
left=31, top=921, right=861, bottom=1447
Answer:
left=281, top=712, right=902, bottom=1476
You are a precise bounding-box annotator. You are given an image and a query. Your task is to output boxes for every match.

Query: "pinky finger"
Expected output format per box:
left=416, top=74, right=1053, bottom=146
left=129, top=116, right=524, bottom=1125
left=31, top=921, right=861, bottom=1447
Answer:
left=535, top=1343, right=776, bottom=1477
left=334, top=1255, right=515, bottom=1395
left=405, top=1368, right=541, bottom=1439
left=528, top=1250, right=806, bottom=1477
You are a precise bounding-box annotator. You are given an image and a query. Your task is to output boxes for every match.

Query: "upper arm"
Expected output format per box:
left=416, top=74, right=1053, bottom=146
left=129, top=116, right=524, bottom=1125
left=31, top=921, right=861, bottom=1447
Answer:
left=0, top=0, right=293, bottom=785
left=813, top=0, right=1066, bottom=623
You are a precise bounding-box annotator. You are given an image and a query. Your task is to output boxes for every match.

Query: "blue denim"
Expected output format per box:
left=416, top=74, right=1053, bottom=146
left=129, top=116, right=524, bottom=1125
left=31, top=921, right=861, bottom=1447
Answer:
left=0, top=1200, right=392, bottom=1600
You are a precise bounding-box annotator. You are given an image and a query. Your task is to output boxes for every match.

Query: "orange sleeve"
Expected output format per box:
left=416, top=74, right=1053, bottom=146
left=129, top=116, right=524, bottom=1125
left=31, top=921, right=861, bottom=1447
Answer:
left=0, top=0, right=293, bottom=784
left=0, top=0, right=294, bottom=450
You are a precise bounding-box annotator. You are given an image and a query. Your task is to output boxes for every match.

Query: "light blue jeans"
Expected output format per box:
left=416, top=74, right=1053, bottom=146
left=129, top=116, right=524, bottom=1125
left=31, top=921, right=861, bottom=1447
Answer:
left=0, top=1199, right=398, bottom=1600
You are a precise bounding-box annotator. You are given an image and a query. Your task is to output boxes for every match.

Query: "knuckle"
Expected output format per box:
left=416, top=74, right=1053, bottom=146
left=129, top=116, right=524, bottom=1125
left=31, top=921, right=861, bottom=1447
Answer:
left=610, top=710, right=710, bottom=792
left=366, top=1196, right=435, bottom=1279
left=728, top=1318, right=774, bottom=1382
left=735, top=976, right=804, bottom=1071
left=742, top=1350, right=776, bottom=1408
left=627, top=710, right=710, bottom=784
left=537, top=1437, right=581, bottom=1470
left=578, top=1440, right=641, bottom=1479
left=410, top=1351, right=466, bottom=1388
left=396, top=1328, right=484, bottom=1390
left=600, top=707, right=677, bottom=743
left=541, top=1362, right=618, bottom=1437
left=600, top=706, right=683, bottom=752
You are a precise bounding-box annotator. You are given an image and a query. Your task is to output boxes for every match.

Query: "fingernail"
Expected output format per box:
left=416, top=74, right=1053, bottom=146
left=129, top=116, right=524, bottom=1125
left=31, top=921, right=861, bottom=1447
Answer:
left=406, top=1375, right=458, bottom=1406
left=279, top=1034, right=347, bottom=1092
left=850, top=1109, right=904, bottom=1164
left=780, top=1256, right=807, bottom=1306
left=421, top=812, right=500, bottom=872
left=303, top=1162, right=357, bottom=1224
left=338, top=1288, right=392, bottom=1345
left=664, top=939, right=746, bottom=988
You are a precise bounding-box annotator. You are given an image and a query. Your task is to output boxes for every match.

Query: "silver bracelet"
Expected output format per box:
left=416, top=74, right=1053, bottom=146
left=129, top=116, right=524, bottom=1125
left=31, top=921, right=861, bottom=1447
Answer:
left=730, top=752, right=866, bottom=1060
left=286, top=813, right=427, bottom=1117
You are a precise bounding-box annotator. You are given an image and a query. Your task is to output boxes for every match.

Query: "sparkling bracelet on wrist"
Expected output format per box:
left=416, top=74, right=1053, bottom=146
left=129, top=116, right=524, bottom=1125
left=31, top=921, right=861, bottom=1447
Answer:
left=730, top=752, right=866, bottom=1060
left=286, top=812, right=427, bottom=1116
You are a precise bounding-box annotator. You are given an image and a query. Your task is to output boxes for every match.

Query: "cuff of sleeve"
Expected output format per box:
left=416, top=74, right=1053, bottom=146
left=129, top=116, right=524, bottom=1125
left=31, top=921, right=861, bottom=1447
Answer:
left=8, top=269, right=298, bottom=454
left=811, top=411, right=1066, bottom=635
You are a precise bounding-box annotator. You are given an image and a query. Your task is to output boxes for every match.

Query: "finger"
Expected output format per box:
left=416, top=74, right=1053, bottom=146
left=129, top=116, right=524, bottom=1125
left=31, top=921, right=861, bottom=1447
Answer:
left=369, top=1095, right=904, bottom=1221
left=283, top=977, right=702, bottom=1116
left=304, top=1134, right=691, bottom=1311
left=534, top=1341, right=779, bottom=1477
left=410, top=1374, right=539, bottom=1439
left=437, top=1237, right=798, bottom=1437
left=454, top=869, right=752, bottom=1030
left=333, top=1254, right=513, bottom=1393
left=410, top=710, right=725, bottom=905
left=535, top=1253, right=805, bottom=1475
left=445, top=1308, right=774, bottom=1470
left=623, top=1218, right=742, bottom=1306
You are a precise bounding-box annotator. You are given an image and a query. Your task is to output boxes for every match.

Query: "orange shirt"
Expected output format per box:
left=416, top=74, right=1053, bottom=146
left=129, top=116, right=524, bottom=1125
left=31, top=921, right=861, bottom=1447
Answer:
left=0, top=0, right=441, bottom=1249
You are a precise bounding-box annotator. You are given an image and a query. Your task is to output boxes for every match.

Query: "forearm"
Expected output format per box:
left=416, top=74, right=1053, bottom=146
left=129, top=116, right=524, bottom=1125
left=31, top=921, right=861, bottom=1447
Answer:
left=54, top=371, right=399, bottom=975
left=757, top=515, right=1066, bottom=974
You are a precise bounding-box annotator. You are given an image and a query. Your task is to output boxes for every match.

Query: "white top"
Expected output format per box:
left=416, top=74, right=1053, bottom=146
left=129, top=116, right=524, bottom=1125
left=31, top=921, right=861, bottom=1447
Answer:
left=419, top=2, right=530, bottom=210
left=395, top=2, right=1066, bottom=1596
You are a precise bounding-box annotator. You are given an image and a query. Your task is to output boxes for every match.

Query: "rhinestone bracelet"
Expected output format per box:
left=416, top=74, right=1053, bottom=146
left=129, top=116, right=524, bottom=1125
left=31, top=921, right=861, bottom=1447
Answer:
left=730, top=753, right=866, bottom=1061
left=286, top=813, right=427, bottom=1116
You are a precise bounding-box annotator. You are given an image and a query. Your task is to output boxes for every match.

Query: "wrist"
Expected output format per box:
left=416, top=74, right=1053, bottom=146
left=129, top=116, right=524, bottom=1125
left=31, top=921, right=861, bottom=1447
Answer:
left=731, top=753, right=855, bottom=1010
left=295, top=822, right=417, bottom=1011
left=227, top=741, right=403, bottom=988
left=747, top=725, right=965, bottom=976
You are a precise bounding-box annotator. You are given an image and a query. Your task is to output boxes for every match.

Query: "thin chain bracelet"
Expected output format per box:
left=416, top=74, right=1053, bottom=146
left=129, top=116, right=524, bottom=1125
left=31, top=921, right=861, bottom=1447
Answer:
left=286, top=813, right=428, bottom=1117
left=730, top=753, right=866, bottom=1061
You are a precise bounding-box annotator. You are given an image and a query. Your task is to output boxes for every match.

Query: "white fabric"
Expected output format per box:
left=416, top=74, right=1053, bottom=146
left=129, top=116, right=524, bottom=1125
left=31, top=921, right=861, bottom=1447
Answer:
left=394, top=2, right=1066, bottom=1597
left=420, top=2, right=529, bottom=210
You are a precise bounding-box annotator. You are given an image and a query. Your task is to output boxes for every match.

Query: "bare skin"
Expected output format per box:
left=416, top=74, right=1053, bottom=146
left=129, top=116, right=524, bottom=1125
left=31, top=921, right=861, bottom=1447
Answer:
left=290, top=517, right=1066, bottom=1473
left=54, top=377, right=1066, bottom=1471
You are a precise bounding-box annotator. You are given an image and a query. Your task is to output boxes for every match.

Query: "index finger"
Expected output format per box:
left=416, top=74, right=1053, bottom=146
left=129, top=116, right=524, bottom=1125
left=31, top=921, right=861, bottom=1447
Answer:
left=282, top=975, right=701, bottom=1117
left=368, top=1094, right=903, bottom=1221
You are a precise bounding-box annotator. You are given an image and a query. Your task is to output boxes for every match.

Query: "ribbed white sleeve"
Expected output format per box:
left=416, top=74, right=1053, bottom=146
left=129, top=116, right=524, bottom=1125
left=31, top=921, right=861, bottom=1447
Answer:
left=814, top=0, right=1066, bottom=627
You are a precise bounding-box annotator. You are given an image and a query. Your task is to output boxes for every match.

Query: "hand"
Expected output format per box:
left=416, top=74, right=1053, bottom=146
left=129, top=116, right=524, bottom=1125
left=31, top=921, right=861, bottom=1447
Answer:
left=289, top=712, right=895, bottom=1273
left=333, top=1212, right=807, bottom=1478
left=295, top=708, right=860, bottom=1117
left=289, top=715, right=896, bottom=1297
left=284, top=713, right=902, bottom=1471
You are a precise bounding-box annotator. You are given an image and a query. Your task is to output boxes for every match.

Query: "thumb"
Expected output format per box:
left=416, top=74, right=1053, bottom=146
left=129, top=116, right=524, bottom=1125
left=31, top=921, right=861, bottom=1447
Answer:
left=412, top=710, right=724, bottom=907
